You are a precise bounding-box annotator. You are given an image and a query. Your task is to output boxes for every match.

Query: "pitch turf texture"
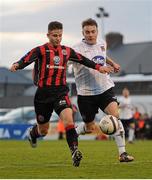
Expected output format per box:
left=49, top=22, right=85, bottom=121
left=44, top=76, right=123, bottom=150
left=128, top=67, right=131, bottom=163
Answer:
left=0, top=140, right=152, bottom=179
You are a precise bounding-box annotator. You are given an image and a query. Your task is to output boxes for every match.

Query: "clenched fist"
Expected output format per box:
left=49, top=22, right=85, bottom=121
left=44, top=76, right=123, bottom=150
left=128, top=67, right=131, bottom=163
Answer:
left=10, top=63, right=19, bottom=72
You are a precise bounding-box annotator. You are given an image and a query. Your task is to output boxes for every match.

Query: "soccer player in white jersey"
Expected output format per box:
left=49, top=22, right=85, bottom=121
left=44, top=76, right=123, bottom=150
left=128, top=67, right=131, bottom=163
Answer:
left=119, top=87, right=135, bottom=143
left=72, top=18, right=134, bottom=162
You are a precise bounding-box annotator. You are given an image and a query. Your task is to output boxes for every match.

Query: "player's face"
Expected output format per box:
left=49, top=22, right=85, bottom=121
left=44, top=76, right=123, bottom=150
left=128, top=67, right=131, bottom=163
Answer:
left=47, top=29, right=62, bottom=47
left=122, top=88, right=130, bottom=97
left=82, top=25, right=98, bottom=45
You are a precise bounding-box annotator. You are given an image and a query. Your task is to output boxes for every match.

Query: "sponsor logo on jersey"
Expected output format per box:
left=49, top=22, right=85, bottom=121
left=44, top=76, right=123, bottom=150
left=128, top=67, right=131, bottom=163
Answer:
left=46, top=50, right=54, bottom=53
left=53, top=56, right=60, bottom=65
left=59, top=100, right=66, bottom=106
left=46, top=65, right=64, bottom=69
left=92, top=55, right=105, bottom=66
left=112, top=96, right=117, bottom=100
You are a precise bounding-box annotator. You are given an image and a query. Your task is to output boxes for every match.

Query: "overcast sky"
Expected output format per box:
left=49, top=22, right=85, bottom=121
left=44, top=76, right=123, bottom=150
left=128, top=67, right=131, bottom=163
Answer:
left=0, top=0, right=152, bottom=69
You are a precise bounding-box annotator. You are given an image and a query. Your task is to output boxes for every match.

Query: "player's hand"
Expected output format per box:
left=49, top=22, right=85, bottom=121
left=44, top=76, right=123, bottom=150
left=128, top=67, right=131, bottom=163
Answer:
left=99, top=66, right=114, bottom=74
left=10, top=63, right=19, bottom=72
left=112, top=63, right=120, bottom=73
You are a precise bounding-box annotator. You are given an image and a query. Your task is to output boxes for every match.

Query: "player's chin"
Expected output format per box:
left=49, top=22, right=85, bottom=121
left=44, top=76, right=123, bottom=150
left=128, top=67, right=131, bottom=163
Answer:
left=54, top=42, right=60, bottom=46
left=87, top=40, right=96, bottom=45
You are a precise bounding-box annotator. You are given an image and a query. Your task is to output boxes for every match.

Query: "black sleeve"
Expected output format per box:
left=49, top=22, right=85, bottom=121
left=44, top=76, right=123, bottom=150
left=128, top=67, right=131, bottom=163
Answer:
left=69, top=48, right=101, bottom=71
left=16, top=47, right=40, bottom=69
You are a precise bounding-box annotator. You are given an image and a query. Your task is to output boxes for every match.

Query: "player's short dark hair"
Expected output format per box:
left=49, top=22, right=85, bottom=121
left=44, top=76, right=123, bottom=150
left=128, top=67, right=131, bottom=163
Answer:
left=82, top=18, right=98, bottom=28
left=48, top=21, right=63, bottom=31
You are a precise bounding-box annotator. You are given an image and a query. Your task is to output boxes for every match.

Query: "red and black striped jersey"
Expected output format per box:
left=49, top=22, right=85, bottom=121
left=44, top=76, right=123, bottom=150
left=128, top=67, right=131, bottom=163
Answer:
left=16, top=43, right=101, bottom=87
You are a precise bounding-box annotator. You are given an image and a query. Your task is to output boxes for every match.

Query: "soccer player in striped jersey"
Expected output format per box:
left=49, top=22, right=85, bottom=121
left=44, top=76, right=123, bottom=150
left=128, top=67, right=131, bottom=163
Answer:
left=10, top=21, right=113, bottom=167
left=72, top=18, right=134, bottom=162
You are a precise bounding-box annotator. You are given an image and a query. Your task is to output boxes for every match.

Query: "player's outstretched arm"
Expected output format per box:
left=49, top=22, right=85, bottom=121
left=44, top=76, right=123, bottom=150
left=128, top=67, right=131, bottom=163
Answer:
left=10, top=47, right=40, bottom=72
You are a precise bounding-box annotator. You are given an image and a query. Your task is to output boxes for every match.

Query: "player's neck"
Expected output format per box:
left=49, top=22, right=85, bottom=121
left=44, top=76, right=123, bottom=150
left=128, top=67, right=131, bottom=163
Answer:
left=47, top=42, right=60, bottom=49
left=82, top=39, right=97, bottom=46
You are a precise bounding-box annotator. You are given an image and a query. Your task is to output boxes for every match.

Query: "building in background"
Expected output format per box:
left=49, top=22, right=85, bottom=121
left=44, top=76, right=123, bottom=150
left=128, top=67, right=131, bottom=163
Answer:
left=106, top=32, right=152, bottom=75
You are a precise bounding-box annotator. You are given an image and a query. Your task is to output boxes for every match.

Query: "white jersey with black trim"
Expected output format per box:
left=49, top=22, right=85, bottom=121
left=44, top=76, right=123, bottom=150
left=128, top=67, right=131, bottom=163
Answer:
left=72, top=40, right=114, bottom=95
left=119, top=97, right=134, bottom=120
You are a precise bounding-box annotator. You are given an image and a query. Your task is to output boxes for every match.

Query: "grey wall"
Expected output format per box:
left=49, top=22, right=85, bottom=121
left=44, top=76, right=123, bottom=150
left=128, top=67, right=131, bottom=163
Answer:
left=0, top=96, right=34, bottom=108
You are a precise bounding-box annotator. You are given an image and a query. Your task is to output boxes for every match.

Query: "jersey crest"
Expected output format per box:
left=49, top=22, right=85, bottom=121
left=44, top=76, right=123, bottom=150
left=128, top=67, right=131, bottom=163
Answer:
left=53, top=56, right=60, bottom=65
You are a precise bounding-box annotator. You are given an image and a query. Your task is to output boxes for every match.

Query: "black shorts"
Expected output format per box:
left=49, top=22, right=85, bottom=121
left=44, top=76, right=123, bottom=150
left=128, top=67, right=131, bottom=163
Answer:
left=78, top=87, right=118, bottom=123
left=34, top=86, right=72, bottom=124
left=121, top=118, right=135, bottom=129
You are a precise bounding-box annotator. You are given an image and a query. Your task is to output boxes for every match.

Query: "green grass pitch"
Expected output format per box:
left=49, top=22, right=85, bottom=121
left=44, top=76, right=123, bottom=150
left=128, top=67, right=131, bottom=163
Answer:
left=0, top=139, right=152, bottom=179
